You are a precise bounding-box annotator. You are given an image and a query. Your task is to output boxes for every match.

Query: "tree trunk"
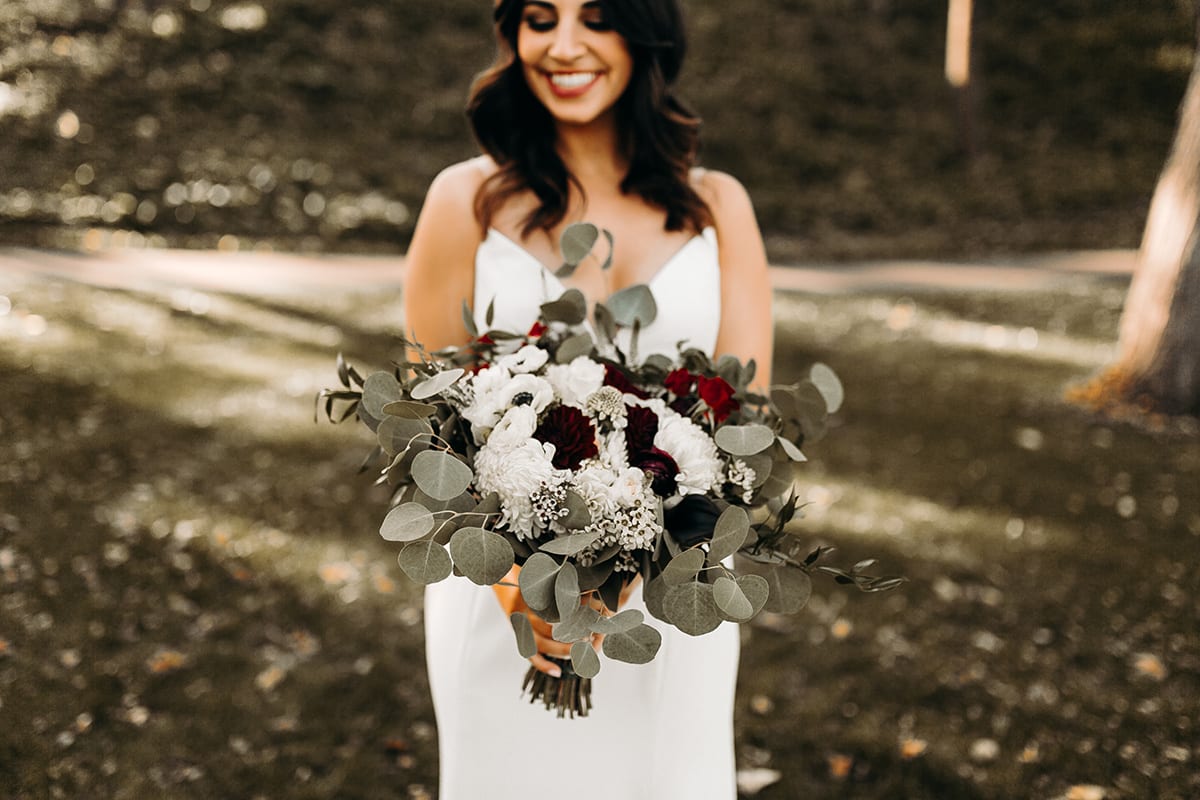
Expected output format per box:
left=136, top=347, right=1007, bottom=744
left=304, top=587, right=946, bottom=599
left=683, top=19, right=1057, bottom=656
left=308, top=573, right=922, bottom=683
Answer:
left=1108, top=54, right=1200, bottom=416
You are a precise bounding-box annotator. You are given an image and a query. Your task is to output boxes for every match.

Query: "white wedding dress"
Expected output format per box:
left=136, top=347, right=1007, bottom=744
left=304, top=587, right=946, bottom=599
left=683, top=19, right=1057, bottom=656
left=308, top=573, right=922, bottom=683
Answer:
left=423, top=226, right=738, bottom=800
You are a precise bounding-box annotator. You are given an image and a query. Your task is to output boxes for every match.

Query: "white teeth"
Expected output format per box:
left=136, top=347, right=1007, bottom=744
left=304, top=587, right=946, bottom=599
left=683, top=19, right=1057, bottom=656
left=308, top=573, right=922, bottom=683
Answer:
left=549, top=72, right=597, bottom=89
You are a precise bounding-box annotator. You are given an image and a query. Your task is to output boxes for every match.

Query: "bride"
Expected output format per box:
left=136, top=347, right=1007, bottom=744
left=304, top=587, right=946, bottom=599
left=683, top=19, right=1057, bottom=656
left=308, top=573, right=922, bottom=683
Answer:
left=403, top=0, right=772, bottom=797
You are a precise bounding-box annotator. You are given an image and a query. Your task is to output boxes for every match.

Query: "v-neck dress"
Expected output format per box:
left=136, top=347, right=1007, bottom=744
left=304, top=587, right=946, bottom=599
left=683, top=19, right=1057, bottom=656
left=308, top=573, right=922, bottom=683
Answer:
left=423, top=225, right=738, bottom=800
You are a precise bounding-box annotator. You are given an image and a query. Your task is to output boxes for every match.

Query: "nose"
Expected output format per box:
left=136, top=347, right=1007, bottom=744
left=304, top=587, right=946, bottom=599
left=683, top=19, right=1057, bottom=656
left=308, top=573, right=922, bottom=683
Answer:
left=548, top=20, right=587, bottom=61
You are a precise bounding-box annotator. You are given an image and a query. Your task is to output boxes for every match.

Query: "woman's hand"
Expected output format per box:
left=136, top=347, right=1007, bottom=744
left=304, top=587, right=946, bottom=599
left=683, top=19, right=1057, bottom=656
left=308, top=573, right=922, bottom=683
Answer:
left=494, top=566, right=639, bottom=678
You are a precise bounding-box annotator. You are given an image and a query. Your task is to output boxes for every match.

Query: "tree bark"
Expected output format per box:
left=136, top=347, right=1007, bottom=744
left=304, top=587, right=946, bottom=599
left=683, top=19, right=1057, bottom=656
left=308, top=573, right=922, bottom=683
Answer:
left=1106, top=54, right=1200, bottom=416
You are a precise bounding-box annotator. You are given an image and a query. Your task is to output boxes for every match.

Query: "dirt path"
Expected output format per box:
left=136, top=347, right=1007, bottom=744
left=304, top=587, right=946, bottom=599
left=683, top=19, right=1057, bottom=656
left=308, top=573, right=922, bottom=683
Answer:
left=0, top=246, right=1135, bottom=295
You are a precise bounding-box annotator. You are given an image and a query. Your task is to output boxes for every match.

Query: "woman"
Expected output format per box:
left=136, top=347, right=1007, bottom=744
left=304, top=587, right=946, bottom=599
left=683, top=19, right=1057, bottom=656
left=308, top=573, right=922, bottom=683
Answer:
left=404, top=0, right=773, bottom=797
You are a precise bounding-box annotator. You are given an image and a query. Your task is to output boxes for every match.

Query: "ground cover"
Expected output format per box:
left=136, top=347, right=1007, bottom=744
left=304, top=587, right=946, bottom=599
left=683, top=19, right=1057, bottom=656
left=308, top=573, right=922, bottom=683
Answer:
left=0, top=267, right=1196, bottom=798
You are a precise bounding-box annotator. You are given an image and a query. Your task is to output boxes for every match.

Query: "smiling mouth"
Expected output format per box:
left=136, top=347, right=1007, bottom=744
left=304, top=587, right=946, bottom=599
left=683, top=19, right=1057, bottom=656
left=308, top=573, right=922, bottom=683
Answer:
left=544, top=71, right=600, bottom=96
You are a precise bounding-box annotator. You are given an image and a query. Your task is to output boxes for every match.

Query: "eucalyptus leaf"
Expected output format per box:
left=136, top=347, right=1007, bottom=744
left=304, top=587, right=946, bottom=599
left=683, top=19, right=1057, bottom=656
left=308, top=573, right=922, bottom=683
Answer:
left=448, top=527, right=515, bottom=586
left=461, top=300, right=478, bottom=338
left=555, top=562, right=581, bottom=621
left=744, top=451, right=774, bottom=488
left=593, top=302, right=616, bottom=343
left=575, top=558, right=616, bottom=592
left=707, top=506, right=750, bottom=565
left=540, top=289, right=588, bottom=325
left=413, top=487, right=474, bottom=515
left=661, top=548, right=705, bottom=586
left=809, top=362, right=844, bottom=414
left=518, top=553, right=560, bottom=611
left=539, top=529, right=601, bottom=556
left=737, top=574, right=770, bottom=617
left=397, top=540, right=453, bottom=584
left=590, top=609, right=644, bottom=635
left=560, top=222, right=599, bottom=266
left=663, top=581, right=723, bottom=636
left=643, top=575, right=669, bottom=622
left=382, top=400, right=438, bottom=419
left=602, top=624, right=662, bottom=664
left=362, top=372, right=402, bottom=418
left=714, top=424, right=776, bottom=456
left=607, top=284, right=657, bottom=328
left=777, top=436, right=807, bottom=462
left=763, top=566, right=813, bottom=614
left=412, top=450, right=473, bottom=501
left=510, top=612, right=537, bottom=658
left=553, top=606, right=601, bottom=643
left=562, top=490, right=592, bottom=529
left=410, top=368, right=465, bottom=401
left=555, top=333, right=595, bottom=364
left=713, top=576, right=755, bottom=622
left=380, top=503, right=436, bottom=543
left=377, top=415, right=430, bottom=457
left=598, top=229, right=615, bottom=270
left=570, top=641, right=601, bottom=679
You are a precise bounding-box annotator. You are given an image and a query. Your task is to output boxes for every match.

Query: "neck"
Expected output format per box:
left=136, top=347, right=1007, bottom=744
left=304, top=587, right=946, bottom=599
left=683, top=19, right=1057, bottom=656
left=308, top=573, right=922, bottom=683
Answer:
left=554, top=113, right=627, bottom=186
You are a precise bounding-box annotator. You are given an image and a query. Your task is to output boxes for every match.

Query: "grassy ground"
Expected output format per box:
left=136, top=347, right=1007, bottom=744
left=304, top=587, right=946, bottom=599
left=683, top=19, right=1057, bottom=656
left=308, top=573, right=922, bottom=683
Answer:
left=1, top=267, right=1197, bottom=799
left=0, top=0, right=1193, bottom=260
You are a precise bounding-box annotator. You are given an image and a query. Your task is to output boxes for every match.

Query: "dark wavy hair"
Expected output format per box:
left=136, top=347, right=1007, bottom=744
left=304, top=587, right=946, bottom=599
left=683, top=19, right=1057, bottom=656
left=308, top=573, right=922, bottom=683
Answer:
left=468, top=0, right=713, bottom=238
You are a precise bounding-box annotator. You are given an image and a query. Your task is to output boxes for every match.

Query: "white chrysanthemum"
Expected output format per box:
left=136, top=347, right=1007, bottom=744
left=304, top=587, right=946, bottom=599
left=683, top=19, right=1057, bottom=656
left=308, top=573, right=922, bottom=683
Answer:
left=654, top=407, right=722, bottom=496
left=474, top=438, right=559, bottom=539
left=544, top=357, right=605, bottom=409
left=497, top=344, right=549, bottom=374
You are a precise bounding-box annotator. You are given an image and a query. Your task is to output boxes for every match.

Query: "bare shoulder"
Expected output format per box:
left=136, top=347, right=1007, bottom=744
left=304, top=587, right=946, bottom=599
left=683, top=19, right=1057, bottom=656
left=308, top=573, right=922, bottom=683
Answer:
left=692, top=168, right=755, bottom=224
left=424, top=156, right=494, bottom=216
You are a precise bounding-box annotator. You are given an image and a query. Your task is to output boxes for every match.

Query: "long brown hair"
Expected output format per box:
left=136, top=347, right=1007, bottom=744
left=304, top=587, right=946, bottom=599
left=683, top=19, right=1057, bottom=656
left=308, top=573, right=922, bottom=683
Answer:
left=468, top=0, right=713, bottom=238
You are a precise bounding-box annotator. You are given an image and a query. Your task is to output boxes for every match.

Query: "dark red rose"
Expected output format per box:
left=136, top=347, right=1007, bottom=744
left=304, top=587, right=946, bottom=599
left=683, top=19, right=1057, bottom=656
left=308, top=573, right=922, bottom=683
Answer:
left=603, top=364, right=650, bottom=399
left=633, top=447, right=679, bottom=497
left=527, top=321, right=548, bottom=339
left=697, top=375, right=739, bottom=423
left=664, top=368, right=696, bottom=397
left=534, top=405, right=598, bottom=470
left=624, top=404, right=660, bottom=458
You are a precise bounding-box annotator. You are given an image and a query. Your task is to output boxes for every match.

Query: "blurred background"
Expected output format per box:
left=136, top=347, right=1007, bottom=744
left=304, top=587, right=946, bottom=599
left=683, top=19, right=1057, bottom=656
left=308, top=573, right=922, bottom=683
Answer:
left=2, top=1, right=1199, bottom=799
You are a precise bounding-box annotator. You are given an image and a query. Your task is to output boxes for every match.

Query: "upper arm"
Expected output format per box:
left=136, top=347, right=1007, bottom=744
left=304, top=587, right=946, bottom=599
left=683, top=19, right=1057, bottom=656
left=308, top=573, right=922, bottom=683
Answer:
left=403, top=161, right=487, bottom=353
left=701, top=170, right=774, bottom=387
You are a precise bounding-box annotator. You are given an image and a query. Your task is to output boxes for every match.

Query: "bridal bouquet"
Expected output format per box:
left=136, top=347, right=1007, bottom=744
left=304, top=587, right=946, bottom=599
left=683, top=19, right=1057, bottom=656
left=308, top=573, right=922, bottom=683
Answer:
left=320, top=224, right=901, bottom=717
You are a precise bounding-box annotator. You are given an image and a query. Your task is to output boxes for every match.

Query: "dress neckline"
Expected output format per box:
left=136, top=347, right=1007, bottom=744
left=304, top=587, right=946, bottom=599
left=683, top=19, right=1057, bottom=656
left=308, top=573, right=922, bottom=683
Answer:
left=484, top=227, right=716, bottom=293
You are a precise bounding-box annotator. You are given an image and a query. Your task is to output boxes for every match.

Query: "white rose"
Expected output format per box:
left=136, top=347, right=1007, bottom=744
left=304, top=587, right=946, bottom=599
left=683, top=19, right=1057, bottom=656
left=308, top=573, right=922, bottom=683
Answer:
left=610, top=467, right=648, bottom=507
left=544, top=357, right=606, bottom=409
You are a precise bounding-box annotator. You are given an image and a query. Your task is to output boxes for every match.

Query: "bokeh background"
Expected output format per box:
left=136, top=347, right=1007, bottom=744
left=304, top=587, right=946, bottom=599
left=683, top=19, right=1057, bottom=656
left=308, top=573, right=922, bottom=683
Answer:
left=2, top=1, right=1199, bottom=799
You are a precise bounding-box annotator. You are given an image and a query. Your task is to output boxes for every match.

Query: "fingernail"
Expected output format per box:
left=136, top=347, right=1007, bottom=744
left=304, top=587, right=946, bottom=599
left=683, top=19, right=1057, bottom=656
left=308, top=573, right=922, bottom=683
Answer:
left=548, top=666, right=562, bottom=678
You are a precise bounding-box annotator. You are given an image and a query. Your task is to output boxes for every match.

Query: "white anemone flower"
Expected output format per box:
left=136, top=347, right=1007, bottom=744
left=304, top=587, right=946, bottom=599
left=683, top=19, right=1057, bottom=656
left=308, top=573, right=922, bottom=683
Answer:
left=497, top=344, right=549, bottom=374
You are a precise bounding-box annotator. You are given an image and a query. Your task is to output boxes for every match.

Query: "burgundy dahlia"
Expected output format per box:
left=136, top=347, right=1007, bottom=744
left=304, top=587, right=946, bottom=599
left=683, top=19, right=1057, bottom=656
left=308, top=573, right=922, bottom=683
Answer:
left=534, top=405, right=599, bottom=470
left=624, top=404, right=660, bottom=457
